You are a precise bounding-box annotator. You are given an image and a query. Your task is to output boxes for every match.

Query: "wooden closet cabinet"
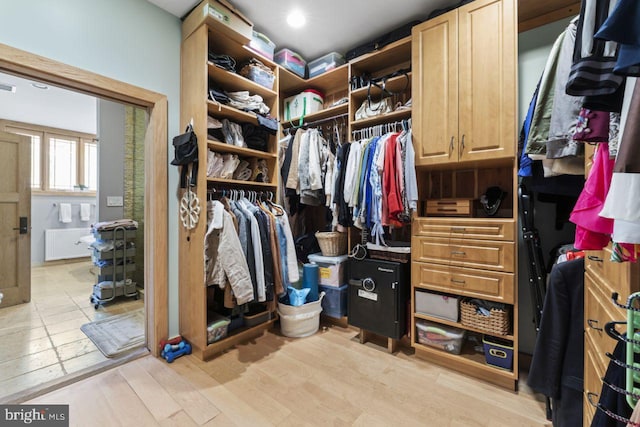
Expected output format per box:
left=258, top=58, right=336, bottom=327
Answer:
left=412, top=0, right=516, bottom=166
left=583, top=246, right=640, bottom=425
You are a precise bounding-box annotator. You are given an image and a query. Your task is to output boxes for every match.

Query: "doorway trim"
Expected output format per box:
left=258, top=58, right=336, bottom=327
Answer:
left=0, top=42, right=168, bottom=357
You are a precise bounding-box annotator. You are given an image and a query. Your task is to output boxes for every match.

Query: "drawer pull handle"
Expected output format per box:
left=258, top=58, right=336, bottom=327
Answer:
left=451, top=227, right=466, bottom=233
left=451, top=251, right=466, bottom=256
left=449, top=136, right=454, bottom=153
left=588, top=255, right=603, bottom=263
left=450, top=278, right=465, bottom=284
left=587, top=319, right=603, bottom=332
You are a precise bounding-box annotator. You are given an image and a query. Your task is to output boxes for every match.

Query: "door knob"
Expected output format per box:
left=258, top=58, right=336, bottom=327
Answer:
left=13, top=217, right=28, bottom=234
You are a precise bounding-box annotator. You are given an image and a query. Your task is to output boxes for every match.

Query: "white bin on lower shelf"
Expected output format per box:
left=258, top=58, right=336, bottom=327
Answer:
left=277, top=292, right=325, bottom=338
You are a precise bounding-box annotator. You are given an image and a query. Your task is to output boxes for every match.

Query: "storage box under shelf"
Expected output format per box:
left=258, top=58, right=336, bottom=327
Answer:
left=416, top=319, right=466, bottom=355
left=307, top=253, right=348, bottom=287
left=483, top=335, right=514, bottom=370
left=319, top=284, right=348, bottom=319
left=415, top=290, right=459, bottom=322
left=459, top=299, right=511, bottom=336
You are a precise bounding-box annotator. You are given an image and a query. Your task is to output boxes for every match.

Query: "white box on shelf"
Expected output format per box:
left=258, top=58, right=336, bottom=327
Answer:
left=415, top=290, right=459, bottom=322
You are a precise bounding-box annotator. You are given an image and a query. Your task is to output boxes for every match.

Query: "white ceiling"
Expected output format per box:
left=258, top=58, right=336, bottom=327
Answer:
left=147, top=0, right=458, bottom=59
left=0, top=71, right=97, bottom=135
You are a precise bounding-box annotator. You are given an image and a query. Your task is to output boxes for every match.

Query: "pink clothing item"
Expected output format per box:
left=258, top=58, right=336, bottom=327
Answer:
left=574, top=225, right=611, bottom=250
left=570, top=143, right=615, bottom=249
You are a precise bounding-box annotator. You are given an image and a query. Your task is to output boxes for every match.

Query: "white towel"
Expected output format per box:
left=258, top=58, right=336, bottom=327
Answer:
left=80, top=203, right=91, bottom=222
left=59, top=203, right=72, bottom=223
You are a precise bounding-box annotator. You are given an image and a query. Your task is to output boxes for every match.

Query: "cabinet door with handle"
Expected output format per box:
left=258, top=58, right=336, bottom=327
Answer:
left=412, top=11, right=458, bottom=166
left=458, top=0, right=516, bottom=163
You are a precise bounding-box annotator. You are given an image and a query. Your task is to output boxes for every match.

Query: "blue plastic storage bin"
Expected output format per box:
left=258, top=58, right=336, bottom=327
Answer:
left=319, top=284, right=347, bottom=318
left=482, top=335, right=514, bottom=370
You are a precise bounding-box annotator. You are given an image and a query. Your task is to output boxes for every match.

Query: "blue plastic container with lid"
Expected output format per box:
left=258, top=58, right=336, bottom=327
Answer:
left=319, top=284, right=348, bottom=318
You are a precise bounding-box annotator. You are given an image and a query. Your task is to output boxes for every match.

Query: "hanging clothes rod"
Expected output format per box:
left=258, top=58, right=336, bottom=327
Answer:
left=351, top=118, right=412, bottom=139
left=207, top=187, right=274, bottom=202
left=286, top=112, right=348, bottom=129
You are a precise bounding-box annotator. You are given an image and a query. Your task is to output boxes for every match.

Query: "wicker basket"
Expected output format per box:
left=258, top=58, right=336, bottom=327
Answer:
left=315, top=232, right=347, bottom=257
left=460, top=299, right=511, bottom=336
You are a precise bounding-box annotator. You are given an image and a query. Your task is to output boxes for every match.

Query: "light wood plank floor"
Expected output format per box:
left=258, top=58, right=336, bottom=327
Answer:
left=0, top=260, right=143, bottom=401
left=27, top=325, right=551, bottom=426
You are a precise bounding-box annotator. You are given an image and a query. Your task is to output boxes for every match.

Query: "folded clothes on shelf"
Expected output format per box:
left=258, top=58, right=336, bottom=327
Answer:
left=226, top=91, right=270, bottom=115
left=253, top=159, right=269, bottom=183
left=220, top=154, right=240, bottom=179
left=222, top=119, right=247, bottom=148
left=233, top=160, right=252, bottom=181
left=91, top=239, right=134, bottom=252
left=208, top=53, right=236, bottom=73
left=92, top=219, right=138, bottom=231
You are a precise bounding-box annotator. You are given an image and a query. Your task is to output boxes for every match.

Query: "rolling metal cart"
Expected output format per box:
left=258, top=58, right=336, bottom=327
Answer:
left=90, top=225, right=139, bottom=309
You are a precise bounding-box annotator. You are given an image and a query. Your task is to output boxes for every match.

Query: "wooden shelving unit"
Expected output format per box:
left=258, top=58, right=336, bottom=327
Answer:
left=410, top=0, right=518, bottom=390
left=180, top=16, right=281, bottom=360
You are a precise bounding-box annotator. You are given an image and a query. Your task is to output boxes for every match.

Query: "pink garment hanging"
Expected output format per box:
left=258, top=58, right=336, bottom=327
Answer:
left=570, top=142, right=615, bottom=249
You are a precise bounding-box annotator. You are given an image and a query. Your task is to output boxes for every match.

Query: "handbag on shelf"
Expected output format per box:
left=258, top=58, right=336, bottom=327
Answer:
left=355, top=96, right=393, bottom=121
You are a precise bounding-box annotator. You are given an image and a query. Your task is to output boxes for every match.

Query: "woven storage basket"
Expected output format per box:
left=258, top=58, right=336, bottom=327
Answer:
left=460, top=300, right=511, bottom=336
left=315, top=232, right=347, bottom=257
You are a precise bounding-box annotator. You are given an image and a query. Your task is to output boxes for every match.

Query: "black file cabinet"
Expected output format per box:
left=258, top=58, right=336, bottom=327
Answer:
left=347, top=258, right=409, bottom=339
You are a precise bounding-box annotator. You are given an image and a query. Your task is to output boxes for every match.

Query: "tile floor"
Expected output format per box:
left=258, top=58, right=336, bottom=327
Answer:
left=0, top=260, right=143, bottom=402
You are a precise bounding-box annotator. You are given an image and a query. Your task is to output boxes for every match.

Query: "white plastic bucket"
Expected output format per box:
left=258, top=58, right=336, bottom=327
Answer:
left=277, top=292, right=325, bottom=338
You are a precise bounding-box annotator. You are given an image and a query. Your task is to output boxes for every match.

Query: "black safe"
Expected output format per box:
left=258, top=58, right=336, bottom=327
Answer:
left=347, top=258, right=409, bottom=339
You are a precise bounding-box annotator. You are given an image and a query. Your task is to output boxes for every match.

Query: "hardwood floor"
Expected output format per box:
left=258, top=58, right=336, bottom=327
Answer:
left=0, top=260, right=144, bottom=402
left=27, top=324, right=551, bottom=426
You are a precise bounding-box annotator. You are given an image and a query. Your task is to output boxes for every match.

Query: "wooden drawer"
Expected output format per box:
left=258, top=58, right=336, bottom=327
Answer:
left=585, top=271, right=625, bottom=362
left=412, top=237, right=515, bottom=273
left=412, top=262, right=514, bottom=303
left=584, top=333, right=606, bottom=427
left=585, top=245, right=637, bottom=298
left=413, top=217, right=515, bottom=241
left=425, top=199, right=473, bottom=217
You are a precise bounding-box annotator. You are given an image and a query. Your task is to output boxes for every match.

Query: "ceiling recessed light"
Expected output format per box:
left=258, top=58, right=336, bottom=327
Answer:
left=286, top=10, right=306, bottom=28
left=31, top=82, right=49, bottom=90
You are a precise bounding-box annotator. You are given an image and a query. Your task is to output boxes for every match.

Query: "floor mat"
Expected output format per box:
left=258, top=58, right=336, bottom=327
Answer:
left=80, top=309, right=145, bottom=358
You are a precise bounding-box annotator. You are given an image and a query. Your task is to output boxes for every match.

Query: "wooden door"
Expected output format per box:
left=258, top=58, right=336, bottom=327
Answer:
left=458, top=0, right=516, bottom=163
left=0, top=131, right=31, bottom=307
left=412, top=11, right=459, bottom=166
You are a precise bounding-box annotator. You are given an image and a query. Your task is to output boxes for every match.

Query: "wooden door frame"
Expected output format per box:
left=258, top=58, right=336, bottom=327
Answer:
left=0, top=43, right=168, bottom=357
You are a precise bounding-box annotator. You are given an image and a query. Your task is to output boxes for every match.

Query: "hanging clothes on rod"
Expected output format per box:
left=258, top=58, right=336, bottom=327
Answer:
left=204, top=186, right=297, bottom=311
left=334, top=119, right=417, bottom=243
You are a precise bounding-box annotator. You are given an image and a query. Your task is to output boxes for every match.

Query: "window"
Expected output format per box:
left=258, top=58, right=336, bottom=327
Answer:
left=83, top=140, right=98, bottom=191
left=49, top=135, right=78, bottom=191
left=1, top=121, right=97, bottom=194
